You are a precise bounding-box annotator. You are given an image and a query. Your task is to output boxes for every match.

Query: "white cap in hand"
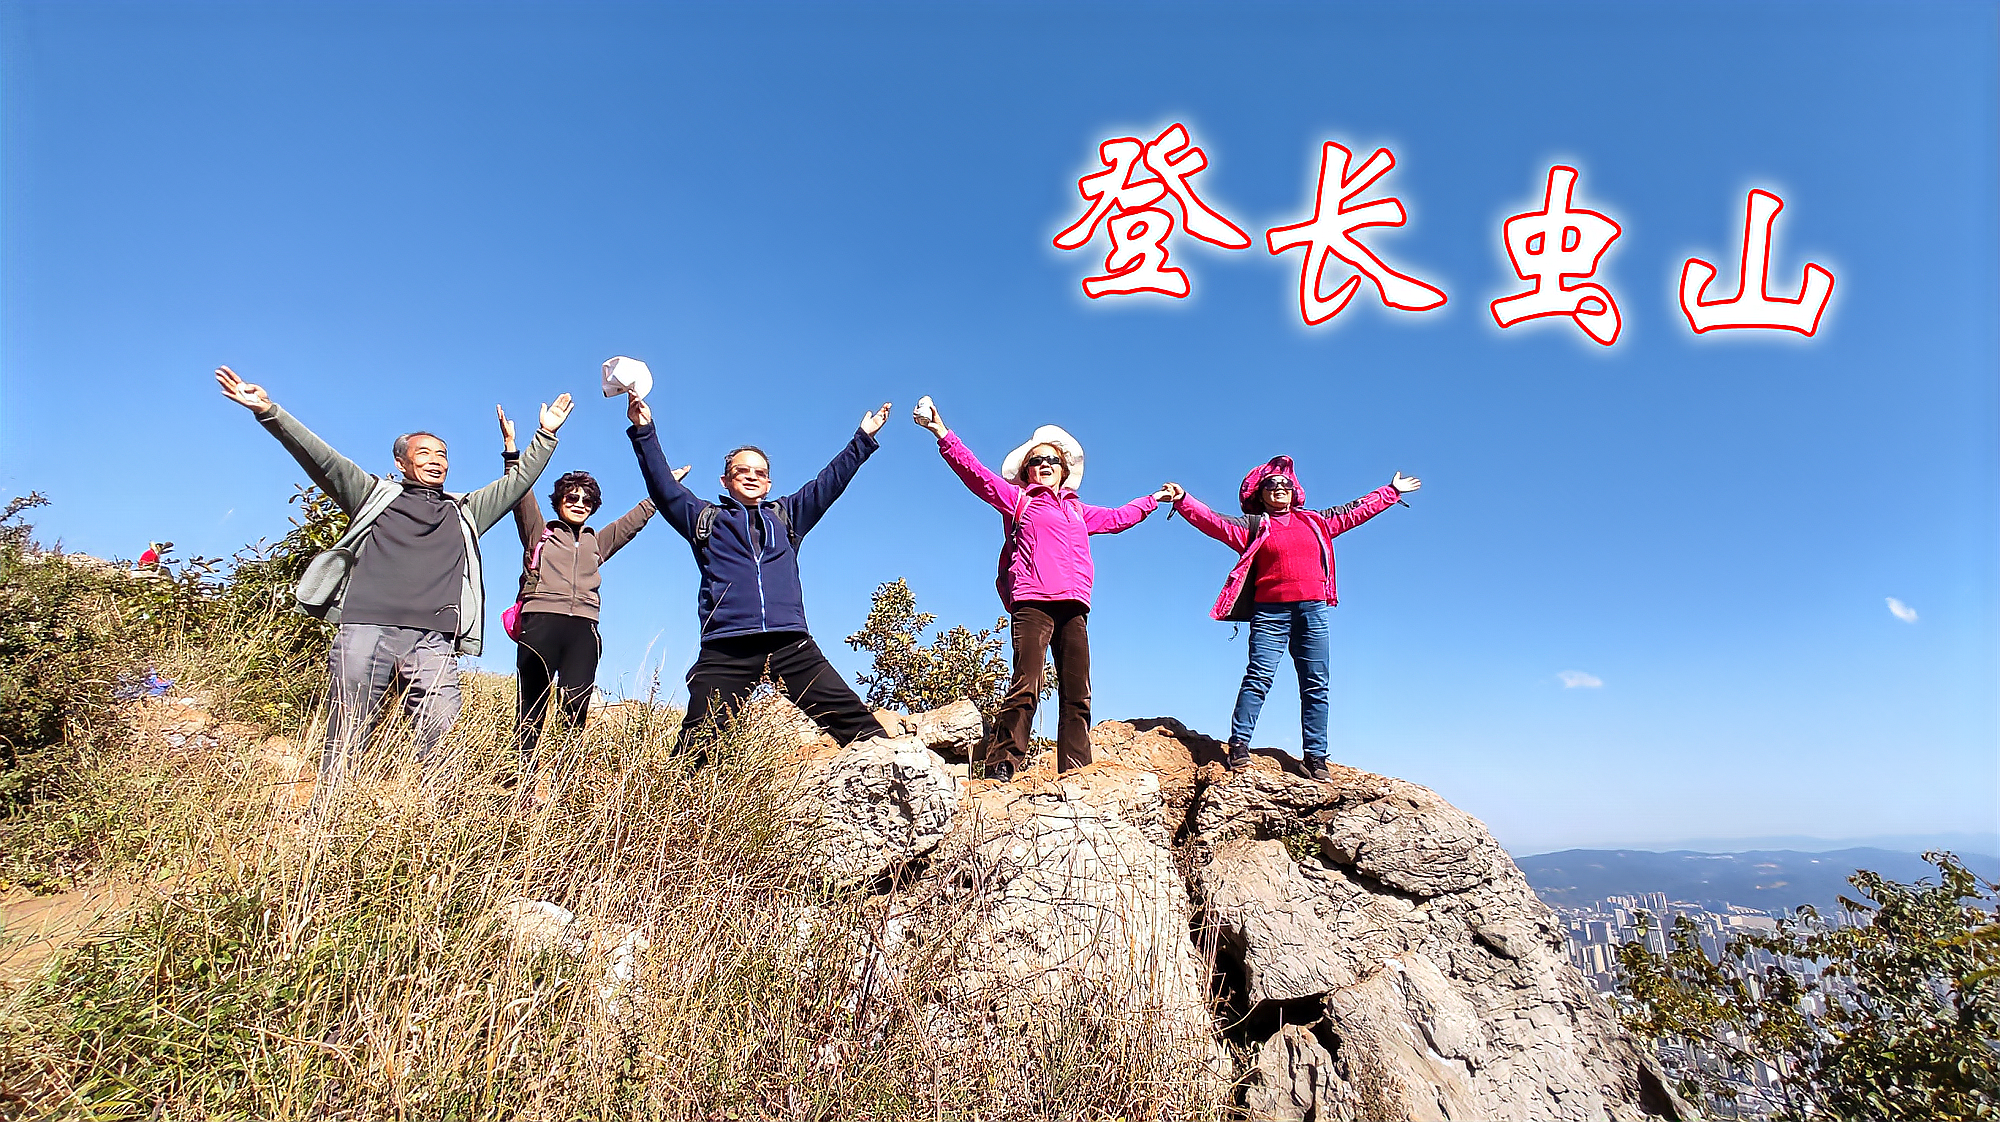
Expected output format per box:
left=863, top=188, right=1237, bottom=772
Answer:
left=602, top=356, right=653, bottom=400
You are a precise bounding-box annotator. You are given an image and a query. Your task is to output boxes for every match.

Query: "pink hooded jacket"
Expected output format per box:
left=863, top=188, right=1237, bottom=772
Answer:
left=1176, top=456, right=1401, bottom=621
left=937, top=432, right=1157, bottom=607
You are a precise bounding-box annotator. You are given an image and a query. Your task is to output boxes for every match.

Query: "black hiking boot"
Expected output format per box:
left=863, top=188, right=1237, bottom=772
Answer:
left=986, top=760, right=1016, bottom=783
left=1226, top=742, right=1251, bottom=773
left=1308, top=759, right=1332, bottom=783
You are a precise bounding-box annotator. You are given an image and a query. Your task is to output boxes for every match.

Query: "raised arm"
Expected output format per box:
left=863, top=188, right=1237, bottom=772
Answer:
left=596, top=496, right=657, bottom=561
left=216, top=366, right=378, bottom=512
left=626, top=396, right=707, bottom=542
left=499, top=405, right=545, bottom=548
left=1080, top=494, right=1160, bottom=535
left=934, top=431, right=1023, bottom=515
left=1173, top=493, right=1255, bottom=551
left=463, top=395, right=571, bottom=532
left=782, top=416, right=883, bottom=537
left=1320, top=474, right=1416, bottom=536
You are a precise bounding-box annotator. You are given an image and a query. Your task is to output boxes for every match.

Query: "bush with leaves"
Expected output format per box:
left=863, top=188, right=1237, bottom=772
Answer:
left=1617, top=851, right=2000, bottom=1121
left=844, top=578, right=1039, bottom=717
left=0, top=494, right=144, bottom=812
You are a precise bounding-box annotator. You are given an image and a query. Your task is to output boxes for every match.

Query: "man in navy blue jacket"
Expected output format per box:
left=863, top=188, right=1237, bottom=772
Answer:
left=627, top=395, right=893, bottom=751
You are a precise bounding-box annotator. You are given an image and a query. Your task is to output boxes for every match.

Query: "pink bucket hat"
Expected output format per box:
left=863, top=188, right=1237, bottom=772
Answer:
left=1239, top=456, right=1304, bottom=513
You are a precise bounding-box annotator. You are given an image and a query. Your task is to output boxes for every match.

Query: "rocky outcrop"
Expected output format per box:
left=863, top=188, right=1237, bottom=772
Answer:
left=1194, top=753, right=1686, bottom=1121
left=785, top=707, right=1683, bottom=1120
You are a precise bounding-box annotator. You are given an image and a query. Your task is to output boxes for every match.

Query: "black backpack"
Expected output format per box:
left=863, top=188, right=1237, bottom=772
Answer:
left=693, top=501, right=797, bottom=552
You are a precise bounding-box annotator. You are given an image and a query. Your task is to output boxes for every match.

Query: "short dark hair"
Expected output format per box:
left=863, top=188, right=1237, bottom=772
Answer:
left=722, top=445, right=770, bottom=475
left=392, top=431, right=445, bottom=463
left=549, top=471, right=601, bottom=513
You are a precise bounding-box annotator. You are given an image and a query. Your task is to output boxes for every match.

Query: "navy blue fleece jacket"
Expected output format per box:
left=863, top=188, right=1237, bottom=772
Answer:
left=629, top=422, right=878, bottom=641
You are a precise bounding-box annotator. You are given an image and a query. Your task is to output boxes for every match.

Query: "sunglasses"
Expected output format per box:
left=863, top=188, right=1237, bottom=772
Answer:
left=1260, top=478, right=1295, bottom=491
left=1023, top=454, right=1064, bottom=469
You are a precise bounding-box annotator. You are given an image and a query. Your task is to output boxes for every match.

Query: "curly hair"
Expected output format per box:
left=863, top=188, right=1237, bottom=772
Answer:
left=549, top=471, right=602, bottom=513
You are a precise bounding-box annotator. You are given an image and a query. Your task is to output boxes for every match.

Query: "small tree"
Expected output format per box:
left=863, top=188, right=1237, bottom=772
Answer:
left=1616, top=852, right=2000, bottom=1121
left=844, top=578, right=1025, bottom=717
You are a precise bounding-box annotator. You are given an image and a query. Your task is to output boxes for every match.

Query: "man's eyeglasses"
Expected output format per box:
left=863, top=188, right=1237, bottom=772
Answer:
left=727, top=467, right=770, bottom=480
left=1023, top=455, right=1064, bottom=469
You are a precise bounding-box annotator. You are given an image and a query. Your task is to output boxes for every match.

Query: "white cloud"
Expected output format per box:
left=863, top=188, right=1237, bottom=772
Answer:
left=1558, top=670, right=1603, bottom=689
left=1886, top=597, right=1918, bottom=623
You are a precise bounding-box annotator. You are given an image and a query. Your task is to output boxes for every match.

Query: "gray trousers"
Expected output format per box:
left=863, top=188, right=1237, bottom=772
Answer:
left=319, top=623, right=463, bottom=793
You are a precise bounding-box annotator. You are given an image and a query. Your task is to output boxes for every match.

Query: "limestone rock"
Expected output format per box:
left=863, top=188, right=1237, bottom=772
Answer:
left=914, top=769, right=1229, bottom=1079
left=905, top=699, right=984, bottom=760
left=1242, top=1023, right=1360, bottom=1122
left=1195, top=763, right=1686, bottom=1121
left=800, top=735, right=961, bottom=881
left=496, top=898, right=582, bottom=956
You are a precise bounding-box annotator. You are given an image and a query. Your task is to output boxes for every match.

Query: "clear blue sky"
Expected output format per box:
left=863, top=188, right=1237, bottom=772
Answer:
left=3, top=1, right=1994, bottom=853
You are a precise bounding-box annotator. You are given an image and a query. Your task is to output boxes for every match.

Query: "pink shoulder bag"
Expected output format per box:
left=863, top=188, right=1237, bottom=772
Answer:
left=502, top=527, right=555, bottom=641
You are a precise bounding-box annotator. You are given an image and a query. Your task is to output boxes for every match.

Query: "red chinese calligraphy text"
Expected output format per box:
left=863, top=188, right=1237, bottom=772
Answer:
left=1266, top=142, right=1447, bottom=326
left=1491, top=166, right=1623, bottom=345
left=1679, top=189, right=1835, bottom=335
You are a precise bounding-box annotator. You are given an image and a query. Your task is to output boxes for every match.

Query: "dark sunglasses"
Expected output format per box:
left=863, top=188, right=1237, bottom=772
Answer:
left=1023, top=454, right=1065, bottom=468
left=1260, top=477, right=1295, bottom=491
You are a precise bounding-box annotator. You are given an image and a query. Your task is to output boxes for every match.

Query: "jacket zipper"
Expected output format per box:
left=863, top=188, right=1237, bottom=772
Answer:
left=752, top=503, right=768, bottom=632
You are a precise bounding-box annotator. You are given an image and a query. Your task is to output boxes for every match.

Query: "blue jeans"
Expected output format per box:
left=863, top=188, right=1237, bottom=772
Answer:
left=1229, top=601, right=1331, bottom=763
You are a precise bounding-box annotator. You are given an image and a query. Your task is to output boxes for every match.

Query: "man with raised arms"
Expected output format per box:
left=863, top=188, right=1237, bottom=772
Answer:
left=215, top=365, right=573, bottom=801
left=625, top=394, right=892, bottom=754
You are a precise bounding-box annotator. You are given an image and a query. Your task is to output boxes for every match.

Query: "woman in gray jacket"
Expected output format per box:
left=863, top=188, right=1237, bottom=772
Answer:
left=499, top=407, right=680, bottom=799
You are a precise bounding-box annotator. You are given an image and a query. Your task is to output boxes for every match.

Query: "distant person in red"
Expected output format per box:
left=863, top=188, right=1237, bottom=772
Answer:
left=913, top=396, right=1172, bottom=782
left=1168, top=456, right=1419, bottom=781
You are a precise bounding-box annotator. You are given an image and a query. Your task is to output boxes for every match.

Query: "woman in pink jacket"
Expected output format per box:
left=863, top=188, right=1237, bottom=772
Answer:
left=914, top=397, right=1171, bottom=781
left=1168, top=456, right=1420, bottom=780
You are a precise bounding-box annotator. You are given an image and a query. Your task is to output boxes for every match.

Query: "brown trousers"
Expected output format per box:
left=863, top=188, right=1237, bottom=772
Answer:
left=991, top=599, right=1092, bottom=772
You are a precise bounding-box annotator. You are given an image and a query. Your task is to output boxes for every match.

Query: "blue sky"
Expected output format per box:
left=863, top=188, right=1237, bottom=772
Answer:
left=3, top=1, right=1994, bottom=853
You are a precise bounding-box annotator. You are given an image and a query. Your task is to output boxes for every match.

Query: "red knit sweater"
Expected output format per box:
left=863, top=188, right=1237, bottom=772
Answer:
left=1249, top=512, right=1328, bottom=603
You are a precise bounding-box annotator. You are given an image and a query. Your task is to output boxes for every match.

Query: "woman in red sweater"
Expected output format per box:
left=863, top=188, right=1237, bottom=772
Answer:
left=1169, top=456, right=1420, bottom=780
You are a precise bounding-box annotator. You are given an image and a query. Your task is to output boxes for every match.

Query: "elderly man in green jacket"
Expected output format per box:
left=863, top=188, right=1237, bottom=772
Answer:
left=215, top=366, right=572, bottom=803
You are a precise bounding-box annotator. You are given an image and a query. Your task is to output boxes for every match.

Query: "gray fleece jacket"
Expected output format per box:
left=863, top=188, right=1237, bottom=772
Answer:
left=254, top=403, right=557, bottom=656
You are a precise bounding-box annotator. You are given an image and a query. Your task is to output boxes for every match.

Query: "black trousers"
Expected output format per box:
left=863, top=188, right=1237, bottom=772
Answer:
left=515, top=611, right=600, bottom=778
left=992, top=599, right=1092, bottom=772
left=680, top=631, right=881, bottom=751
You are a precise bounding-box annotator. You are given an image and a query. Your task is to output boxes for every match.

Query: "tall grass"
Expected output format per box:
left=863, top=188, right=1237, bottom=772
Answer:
left=1, top=636, right=1227, bottom=1120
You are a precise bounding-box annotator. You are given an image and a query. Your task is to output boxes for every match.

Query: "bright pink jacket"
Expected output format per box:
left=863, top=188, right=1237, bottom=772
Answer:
left=1176, top=486, right=1401, bottom=620
left=938, top=432, right=1157, bottom=607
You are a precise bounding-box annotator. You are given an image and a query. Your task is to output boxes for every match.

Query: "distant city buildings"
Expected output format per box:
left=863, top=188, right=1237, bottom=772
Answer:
left=1550, top=892, right=1853, bottom=1120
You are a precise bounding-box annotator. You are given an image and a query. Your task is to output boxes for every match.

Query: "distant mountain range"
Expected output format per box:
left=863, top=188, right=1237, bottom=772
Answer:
left=1519, top=848, right=2000, bottom=915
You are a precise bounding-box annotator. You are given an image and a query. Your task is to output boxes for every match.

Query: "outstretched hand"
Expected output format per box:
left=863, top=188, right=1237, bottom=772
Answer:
left=497, top=405, right=517, bottom=452
left=1154, top=481, right=1185, bottom=504
left=538, top=393, right=574, bottom=433
left=627, top=395, right=652, bottom=427
left=1391, top=471, right=1421, bottom=494
left=859, top=401, right=892, bottom=436
left=912, top=395, right=948, bottom=437
left=672, top=464, right=691, bottom=482
left=214, top=366, right=273, bottom=415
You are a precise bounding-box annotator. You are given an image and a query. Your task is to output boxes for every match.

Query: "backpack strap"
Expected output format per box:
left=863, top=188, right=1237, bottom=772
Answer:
left=693, top=502, right=799, bottom=550
left=767, top=501, right=799, bottom=547
left=1245, top=513, right=1265, bottom=540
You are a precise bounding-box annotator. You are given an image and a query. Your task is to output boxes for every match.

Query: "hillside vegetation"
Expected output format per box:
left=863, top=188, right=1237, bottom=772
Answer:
left=0, top=496, right=1216, bottom=1120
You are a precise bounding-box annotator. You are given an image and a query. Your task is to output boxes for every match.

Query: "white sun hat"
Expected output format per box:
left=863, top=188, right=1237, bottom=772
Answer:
left=1000, top=424, right=1086, bottom=491
left=601, top=355, right=653, bottom=400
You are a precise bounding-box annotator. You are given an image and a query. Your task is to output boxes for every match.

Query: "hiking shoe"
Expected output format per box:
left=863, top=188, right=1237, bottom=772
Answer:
left=1308, top=760, right=1332, bottom=783
left=1226, top=742, right=1251, bottom=773
left=986, top=760, right=1016, bottom=783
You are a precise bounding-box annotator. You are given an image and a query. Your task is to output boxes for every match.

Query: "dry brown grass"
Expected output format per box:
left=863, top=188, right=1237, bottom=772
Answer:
left=0, top=640, right=1228, bottom=1121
